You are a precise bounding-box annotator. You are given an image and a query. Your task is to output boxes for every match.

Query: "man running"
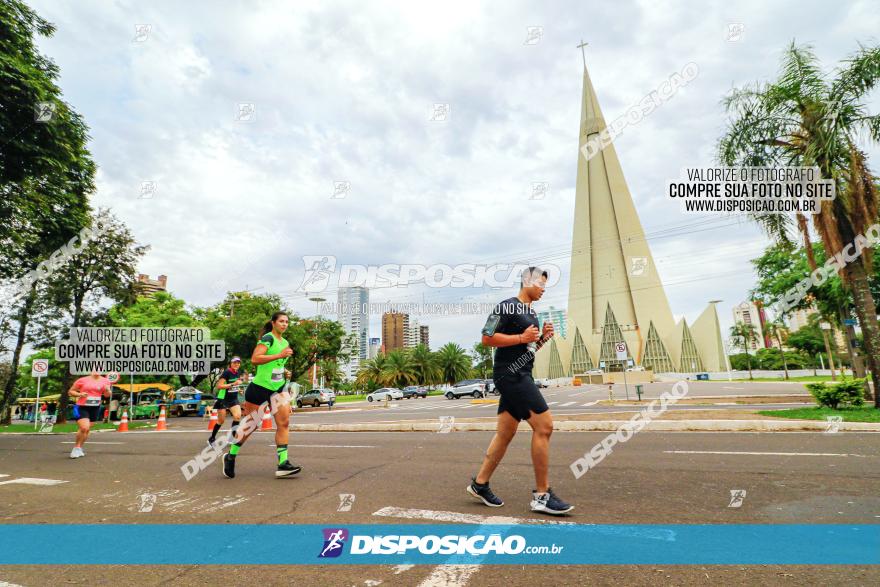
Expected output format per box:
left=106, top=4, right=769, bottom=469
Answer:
left=467, top=267, right=574, bottom=515
left=67, top=370, right=112, bottom=459
left=207, top=357, right=244, bottom=448
left=222, top=312, right=300, bottom=478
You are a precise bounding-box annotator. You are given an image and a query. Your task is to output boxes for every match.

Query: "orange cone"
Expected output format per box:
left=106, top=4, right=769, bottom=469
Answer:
left=118, top=411, right=129, bottom=432
left=260, top=405, right=273, bottom=430
left=156, top=405, right=167, bottom=431
left=207, top=408, right=217, bottom=431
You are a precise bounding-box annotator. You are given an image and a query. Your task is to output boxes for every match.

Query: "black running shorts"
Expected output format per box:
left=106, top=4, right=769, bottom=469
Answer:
left=495, top=372, right=549, bottom=421
left=72, top=404, right=102, bottom=422
left=213, top=393, right=240, bottom=410
left=244, top=381, right=281, bottom=406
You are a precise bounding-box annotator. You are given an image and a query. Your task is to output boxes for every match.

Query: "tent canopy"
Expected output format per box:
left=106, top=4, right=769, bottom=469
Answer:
left=111, top=383, right=173, bottom=394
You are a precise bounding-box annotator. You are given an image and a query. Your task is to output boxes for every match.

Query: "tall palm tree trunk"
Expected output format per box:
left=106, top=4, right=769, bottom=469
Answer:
left=775, top=333, right=790, bottom=380
left=844, top=260, right=880, bottom=405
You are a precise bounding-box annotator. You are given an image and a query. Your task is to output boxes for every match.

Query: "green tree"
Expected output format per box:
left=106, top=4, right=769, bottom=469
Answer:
left=381, top=349, right=417, bottom=388
left=730, top=323, right=758, bottom=379
left=763, top=320, right=791, bottom=379
left=718, top=41, right=880, bottom=405
left=409, top=344, right=440, bottom=385
left=42, top=209, right=147, bottom=422
left=471, top=342, right=493, bottom=379
left=436, top=343, right=471, bottom=386
left=356, top=354, right=388, bottom=391
left=0, top=1, right=96, bottom=423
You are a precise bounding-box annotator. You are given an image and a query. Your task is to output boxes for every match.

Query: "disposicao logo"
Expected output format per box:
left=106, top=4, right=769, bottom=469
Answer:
left=318, top=528, right=348, bottom=558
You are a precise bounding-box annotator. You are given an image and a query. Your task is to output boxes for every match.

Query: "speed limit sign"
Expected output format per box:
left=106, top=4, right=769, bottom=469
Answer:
left=31, top=359, right=49, bottom=378
left=107, top=371, right=121, bottom=383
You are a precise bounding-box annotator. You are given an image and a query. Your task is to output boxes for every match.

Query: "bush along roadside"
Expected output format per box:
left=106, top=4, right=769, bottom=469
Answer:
left=806, top=378, right=866, bottom=409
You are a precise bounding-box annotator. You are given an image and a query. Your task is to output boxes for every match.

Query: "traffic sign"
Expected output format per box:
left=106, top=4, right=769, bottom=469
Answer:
left=107, top=371, right=121, bottom=383
left=615, top=342, right=628, bottom=361
left=843, top=319, right=857, bottom=326
left=31, top=359, right=49, bottom=378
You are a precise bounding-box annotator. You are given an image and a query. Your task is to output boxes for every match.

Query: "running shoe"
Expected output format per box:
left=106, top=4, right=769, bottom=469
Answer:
left=69, top=447, right=84, bottom=459
left=275, top=460, right=302, bottom=478
left=222, top=453, right=235, bottom=479
left=530, top=488, right=574, bottom=515
left=466, top=478, right=504, bottom=507
left=206, top=438, right=215, bottom=449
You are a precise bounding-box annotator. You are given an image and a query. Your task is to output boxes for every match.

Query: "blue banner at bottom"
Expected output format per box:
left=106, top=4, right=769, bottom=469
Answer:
left=0, top=524, right=877, bottom=565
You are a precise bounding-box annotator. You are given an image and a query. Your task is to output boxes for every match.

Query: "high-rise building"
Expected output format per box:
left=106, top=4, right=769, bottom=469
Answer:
left=534, top=59, right=726, bottom=377
left=368, top=337, right=381, bottom=359
left=732, top=301, right=767, bottom=351
left=382, top=312, right=408, bottom=352
left=419, top=324, right=430, bottom=349
left=537, top=306, right=568, bottom=339
left=404, top=317, right=420, bottom=349
left=337, top=287, right=369, bottom=379
left=136, top=274, right=167, bottom=296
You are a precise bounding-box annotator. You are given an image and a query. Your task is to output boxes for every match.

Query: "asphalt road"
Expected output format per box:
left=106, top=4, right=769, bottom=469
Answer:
left=1, top=426, right=878, bottom=586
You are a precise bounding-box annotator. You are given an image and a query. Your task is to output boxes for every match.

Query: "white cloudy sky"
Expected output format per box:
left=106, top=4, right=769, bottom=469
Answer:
left=29, top=0, right=880, bottom=350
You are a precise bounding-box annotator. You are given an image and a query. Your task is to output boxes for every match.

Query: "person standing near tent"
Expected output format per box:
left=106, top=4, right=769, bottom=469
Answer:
left=67, top=371, right=112, bottom=459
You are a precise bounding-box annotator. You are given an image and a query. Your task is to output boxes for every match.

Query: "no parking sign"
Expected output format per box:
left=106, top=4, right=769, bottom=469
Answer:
left=31, top=359, right=49, bottom=378
left=614, top=342, right=627, bottom=361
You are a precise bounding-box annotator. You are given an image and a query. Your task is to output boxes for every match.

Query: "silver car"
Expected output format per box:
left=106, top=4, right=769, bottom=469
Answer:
left=366, top=388, right=403, bottom=402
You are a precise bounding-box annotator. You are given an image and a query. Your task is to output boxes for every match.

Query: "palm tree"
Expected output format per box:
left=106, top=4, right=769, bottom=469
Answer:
left=763, top=320, right=790, bottom=380
left=355, top=354, right=388, bottom=390
left=730, top=323, right=759, bottom=379
left=409, top=344, right=440, bottom=386
left=435, top=342, right=471, bottom=386
left=381, top=349, right=417, bottom=388
left=718, top=42, right=880, bottom=406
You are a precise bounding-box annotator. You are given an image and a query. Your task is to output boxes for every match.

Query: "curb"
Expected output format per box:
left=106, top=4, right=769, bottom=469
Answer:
left=289, top=419, right=880, bottom=433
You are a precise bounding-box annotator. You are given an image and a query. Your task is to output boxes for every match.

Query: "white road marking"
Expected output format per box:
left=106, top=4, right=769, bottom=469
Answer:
left=0, top=477, right=67, bottom=486
left=0, top=581, right=27, bottom=587
left=372, top=506, right=573, bottom=526
left=393, top=564, right=415, bottom=574
left=546, top=401, right=559, bottom=406
left=664, top=450, right=870, bottom=457
left=559, top=402, right=577, bottom=407
left=581, top=401, right=601, bottom=407
left=268, top=444, right=376, bottom=448
left=418, top=565, right=481, bottom=587
left=60, top=441, right=124, bottom=444
left=0, top=475, right=8, bottom=479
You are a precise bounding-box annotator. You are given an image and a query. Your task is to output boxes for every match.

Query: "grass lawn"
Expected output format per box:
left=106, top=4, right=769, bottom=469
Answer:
left=758, top=406, right=880, bottom=422
left=0, top=421, right=153, bottom=433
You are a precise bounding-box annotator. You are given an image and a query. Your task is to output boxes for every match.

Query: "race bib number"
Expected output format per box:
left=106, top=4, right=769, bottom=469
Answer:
left=271, top=367, right=285, bottom=382
left=84, top=396, right=102, bottom=407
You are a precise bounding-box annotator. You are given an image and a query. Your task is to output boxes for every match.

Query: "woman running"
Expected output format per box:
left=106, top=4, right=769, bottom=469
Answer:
left=207, top=356, right=244, bottom=448
left=67, top=370, right=112, bottom=459
left=222, top=312, right=299, bottom=478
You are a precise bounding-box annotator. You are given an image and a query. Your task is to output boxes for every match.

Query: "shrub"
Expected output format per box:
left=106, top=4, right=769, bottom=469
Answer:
left=806, top=379, right=866, bottom=409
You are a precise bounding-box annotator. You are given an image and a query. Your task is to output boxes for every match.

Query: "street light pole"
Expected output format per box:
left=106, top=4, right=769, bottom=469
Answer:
left=308, top=297, right=326, bottom=387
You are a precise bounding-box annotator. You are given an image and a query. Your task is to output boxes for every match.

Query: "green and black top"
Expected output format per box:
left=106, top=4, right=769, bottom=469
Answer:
left=252, top=333, right=290, bottom=391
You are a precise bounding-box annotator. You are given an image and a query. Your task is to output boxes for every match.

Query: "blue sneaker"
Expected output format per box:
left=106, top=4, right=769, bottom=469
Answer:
left=530, top=488, right=573, bottom=515
left=466, top=478, right=504, bottom=507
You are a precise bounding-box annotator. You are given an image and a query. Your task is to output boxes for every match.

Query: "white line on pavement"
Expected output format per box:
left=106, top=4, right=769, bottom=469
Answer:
left=418, top=565, right=481, bottom=587
left=559, top=402, right=577, bottom=407
left=372, top=506, right=573, bottom=526
left=60, top=441, right=124, bottom=444
left=664, top=450, right=871, bottom=457
left=0, top=477, right=68, bottom=486
left=268, top=444, right=377, bottom=448
left=546, top=401, right=559, bottom=406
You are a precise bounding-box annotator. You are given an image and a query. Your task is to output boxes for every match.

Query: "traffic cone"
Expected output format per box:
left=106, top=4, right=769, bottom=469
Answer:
left=207, top=408, right=217, bottom=431
left=156, top=405, right=167, bottom=431
left=260, top=405, right=273, bottom=430
left=117, top=411, right=129, bottom=432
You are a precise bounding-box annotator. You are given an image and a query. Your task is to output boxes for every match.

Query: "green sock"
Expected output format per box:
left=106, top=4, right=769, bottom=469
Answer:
left=229, top=443, right=241, bottom=456
left=276, top=444, right=288, bottom=464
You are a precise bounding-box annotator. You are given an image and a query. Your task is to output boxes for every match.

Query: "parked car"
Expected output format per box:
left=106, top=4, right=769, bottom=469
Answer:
left=445, top=379, right=486, bottom=400
left=118, top=392, right=163, bottom=419
left=586, top=369, right=603, bottom=375
left=401, top=386, right=428, bottom=399
left=535, top=378, right=549, bottom=389
left=366, top=388, right=403, bottom=402
left=296, top=388, right=336, bottom=408
left=483, top=379, right=497, bottom=394
left=170, top=387, right=215, bottom=417
left=626, top=366, right=646, bottom=372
